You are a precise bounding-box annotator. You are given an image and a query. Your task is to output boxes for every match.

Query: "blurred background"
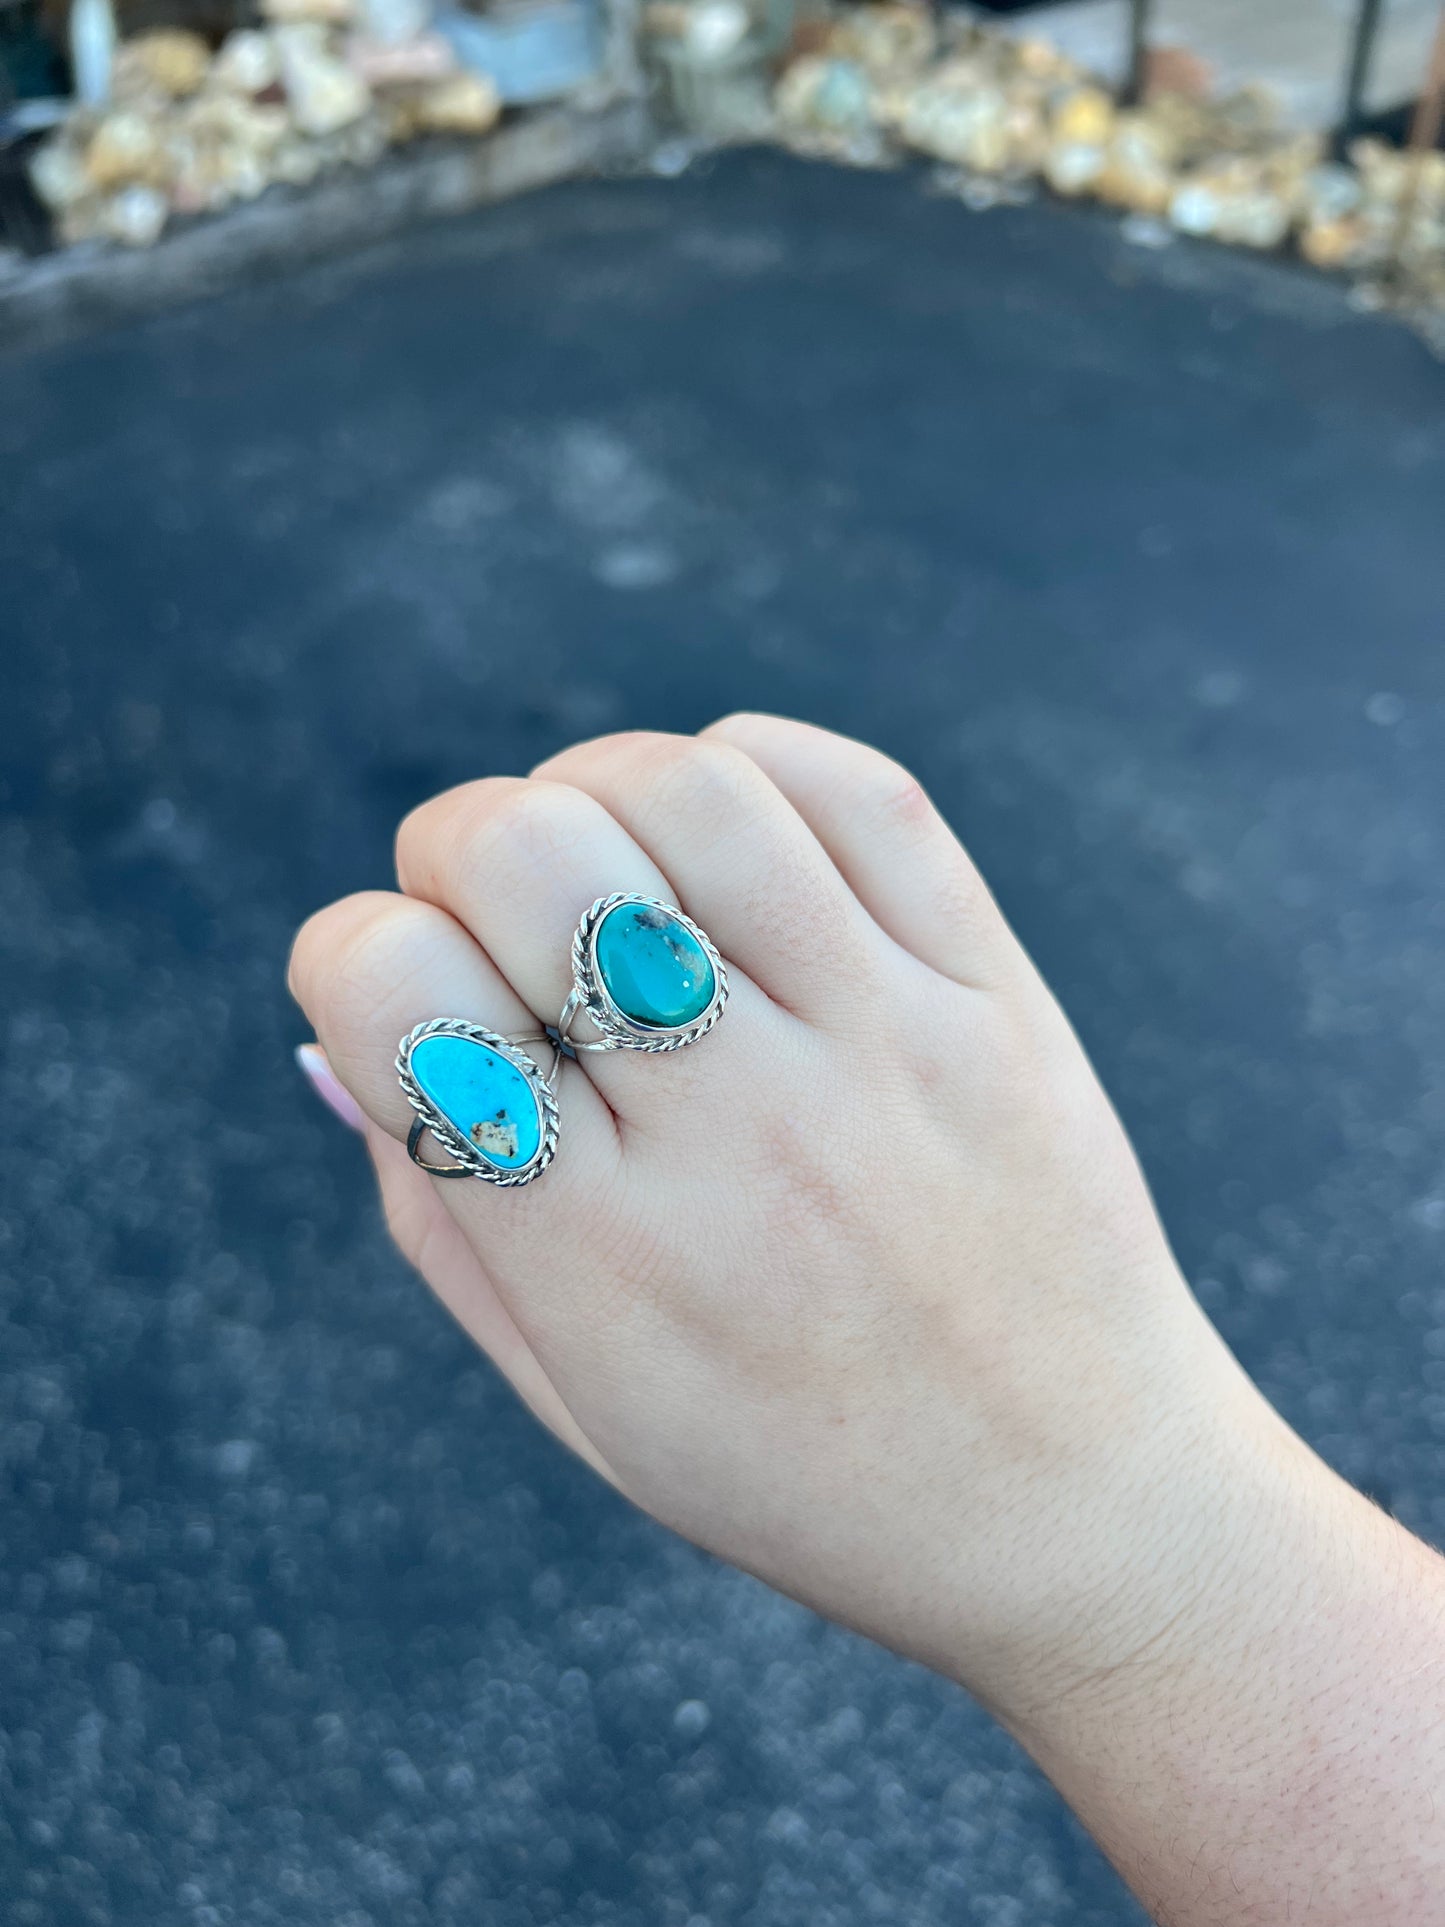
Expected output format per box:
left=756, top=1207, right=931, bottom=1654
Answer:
left=3, top=3, right=1445, bottom=1924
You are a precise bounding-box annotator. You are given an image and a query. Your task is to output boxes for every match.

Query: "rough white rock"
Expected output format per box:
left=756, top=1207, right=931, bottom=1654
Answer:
left=210, top=30, right=282, bottom=96
left=275, top=24, right=372, bottom=135
left=102, top=183, right=169, bottom=245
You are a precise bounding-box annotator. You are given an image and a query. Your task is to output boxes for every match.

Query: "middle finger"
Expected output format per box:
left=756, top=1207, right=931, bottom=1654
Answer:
left=395, top=776, right=779, bottom=1122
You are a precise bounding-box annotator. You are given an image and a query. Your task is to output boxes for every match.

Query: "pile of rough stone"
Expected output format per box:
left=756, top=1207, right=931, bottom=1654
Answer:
left=775, top=6, right=1445, bottom=342
left=29, top=12, right=501, bottom=249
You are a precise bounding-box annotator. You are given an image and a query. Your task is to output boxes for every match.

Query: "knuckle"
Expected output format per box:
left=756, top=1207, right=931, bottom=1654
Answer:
left=541, top=730, right=770, bottom=839
left=455, top=778, right=567, bottom=863
left=305, top=895, right=437, bottom=1031
left=868, top=760, right=936, bottom=835
left=289, top=891, right=395, bottom=1010
left=703, top=711, right=801, bottom=748
left=401, top=778, right=584, bottom=891
left=472, top=782, right=606, bottom=888
left=635, top=735, right=760, bottom=826
left=926, top=845, right=988, bottom=934
left=397, top=777, right=514, bottom=884
left=532, top=728, right=650, bottom=780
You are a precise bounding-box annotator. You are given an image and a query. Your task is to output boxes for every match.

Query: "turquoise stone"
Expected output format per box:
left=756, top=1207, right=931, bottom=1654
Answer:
left=409, top=1033, right=543, bottom=1170
left=594, top=902, right=716, bottom=1030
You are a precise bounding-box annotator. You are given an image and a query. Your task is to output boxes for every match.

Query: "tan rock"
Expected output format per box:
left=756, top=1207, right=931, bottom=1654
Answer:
left=29, top=138, right=92, bottom=213
left=263, top=0, right=356, bottom=26
left=1051, top=84, right=1113, bottom=149
left=179, top=90, right=275, bottom=142
left=1141, top=89, right=1215, bottom=168
left=1096, top=111, right=1177, bottom=214
left=86, top=110, right=170, bottom=190
left=159, top=88, right=290, bottom=210
left=164, top=138, right=217, bottom=214
left=891, top=59, right=1038, bottom=175
left=828, top=3, right=934, bottom=81
left=1170, top=160, right=1291, bottom=249
left=413, top=69, right=501, bottom=135
left=113, top=29, right=211, bottom=101
left=275, top=24, right=371, bottom=134
left=1299, top=217, right=1368, bottom=272
left=1348, top=137, right=1409, bottom=206
left=1219, top=190, right=1291, bottom=250
left=1014, top=36, right=1078, bottom=83
left=210, top=30, right=281, bottom=95
left=60, top=199, right=108, bottom=245
left=377, top=91, right=424, bottom=142
left=641, top=1, right=689, bottom=37
left=1386, top=150, right=1445, bottom=218
left=1001, top=96, right=1048, bottom=174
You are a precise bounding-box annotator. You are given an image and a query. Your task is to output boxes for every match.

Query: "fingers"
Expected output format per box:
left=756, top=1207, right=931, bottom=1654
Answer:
left=395, top=778, right=668, bottom=1038
left=529, top=732, right=876, bottom=1021
left=701, top=714, right=1019, bottom=990
left=394, top=774, right=782, bottom=1117
left=362, top=1121, right=616, bottom=1483
left=288, top=894, right=621, bottom=1459
left=288, top=887, right=620, bottom=1218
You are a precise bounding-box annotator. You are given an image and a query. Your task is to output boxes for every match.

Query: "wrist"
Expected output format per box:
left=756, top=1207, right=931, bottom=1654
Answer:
left=926, top=1290, right=1295, bottom=1729
left=992, top=1394, right=1445, bottom=1924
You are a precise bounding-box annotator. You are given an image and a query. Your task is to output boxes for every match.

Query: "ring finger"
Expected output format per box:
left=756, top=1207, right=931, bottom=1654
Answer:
left=394, top=775, right=780, bottom=1123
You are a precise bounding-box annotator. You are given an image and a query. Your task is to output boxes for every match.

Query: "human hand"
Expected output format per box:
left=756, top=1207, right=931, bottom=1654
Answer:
left=290, top=717, right=1445, bottom=1925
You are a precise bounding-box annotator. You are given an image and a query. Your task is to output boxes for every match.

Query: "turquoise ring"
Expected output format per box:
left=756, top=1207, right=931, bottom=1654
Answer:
left=558, top=894, right=728, bottom=1054
left=397, top=1020, right=560, bottom=1185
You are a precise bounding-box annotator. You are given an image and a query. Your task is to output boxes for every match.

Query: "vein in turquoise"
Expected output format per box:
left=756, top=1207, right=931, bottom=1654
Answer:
left=409, top=1034, right=542, bottom=1170
left=594, top=903, right=716, bottom=1030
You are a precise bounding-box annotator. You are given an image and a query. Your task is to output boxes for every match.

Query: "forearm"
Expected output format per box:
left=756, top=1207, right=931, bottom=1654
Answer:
left=993, top=1418, right=1445, bottom=1926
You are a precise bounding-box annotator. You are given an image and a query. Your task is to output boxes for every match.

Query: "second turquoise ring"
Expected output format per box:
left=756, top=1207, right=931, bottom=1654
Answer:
left=557, top=894, right=728, bottom=1054
left=398, top=1020, right=559, bottom=1185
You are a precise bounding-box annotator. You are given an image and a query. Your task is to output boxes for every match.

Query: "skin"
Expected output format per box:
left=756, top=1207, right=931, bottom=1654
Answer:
left=289, top=715, right=1445, bottom=1926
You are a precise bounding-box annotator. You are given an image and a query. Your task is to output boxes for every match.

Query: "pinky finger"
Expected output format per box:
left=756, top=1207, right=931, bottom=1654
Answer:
left=365, top=1124, right=619, bottom=1485
left=701, top=714, right=1021, bottom=991
left=299, top=1043, right=617, bottom=1485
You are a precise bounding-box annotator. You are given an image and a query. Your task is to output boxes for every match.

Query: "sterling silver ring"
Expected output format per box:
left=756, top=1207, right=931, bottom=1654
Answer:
left=396, top=897, right=725, bottom=1183
left=556, top=893, right=728, bottom=1054
left=398, top=1019, right=559, bottom=1185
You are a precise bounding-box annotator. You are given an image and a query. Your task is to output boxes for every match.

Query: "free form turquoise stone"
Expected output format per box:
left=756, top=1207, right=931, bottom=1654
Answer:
left=594, top=902, right=716, bottom=1029
left=409, top=1033, right=543, bottom=1170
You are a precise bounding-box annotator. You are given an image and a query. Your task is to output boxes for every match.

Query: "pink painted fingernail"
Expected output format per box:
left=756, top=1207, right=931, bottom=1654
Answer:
left=295, top=1043, right=367, bottom=1133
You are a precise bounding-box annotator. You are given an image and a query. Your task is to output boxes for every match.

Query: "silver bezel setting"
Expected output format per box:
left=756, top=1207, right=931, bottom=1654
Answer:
left=568, top=893, right=728, bottom=1053
left=396, top=1018, right=559, bottom=1186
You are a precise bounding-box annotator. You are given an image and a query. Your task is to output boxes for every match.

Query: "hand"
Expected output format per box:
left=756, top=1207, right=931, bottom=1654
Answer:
left=290, top=716, right=1445, bottom=1925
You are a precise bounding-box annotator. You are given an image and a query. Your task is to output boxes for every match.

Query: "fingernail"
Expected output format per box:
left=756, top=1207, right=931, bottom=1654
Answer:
left=295, top=1043, right=367, bottom=1133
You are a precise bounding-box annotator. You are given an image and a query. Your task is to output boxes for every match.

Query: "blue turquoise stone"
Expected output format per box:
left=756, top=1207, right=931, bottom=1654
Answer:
left=409, top=1033, right=543, bottom=1170
left=594, top=902, right=716, bottom=1029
